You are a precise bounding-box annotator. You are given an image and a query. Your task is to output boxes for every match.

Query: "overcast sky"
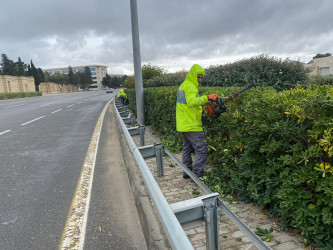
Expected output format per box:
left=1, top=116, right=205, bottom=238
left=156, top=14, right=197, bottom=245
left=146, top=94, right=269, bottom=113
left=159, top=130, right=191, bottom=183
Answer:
left=1, top=0, right=332, bottom=75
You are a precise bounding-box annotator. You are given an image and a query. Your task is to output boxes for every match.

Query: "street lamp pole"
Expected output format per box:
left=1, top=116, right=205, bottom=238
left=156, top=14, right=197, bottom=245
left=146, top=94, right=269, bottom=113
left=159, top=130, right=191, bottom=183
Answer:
left=130, top=0, right=145, bottom=125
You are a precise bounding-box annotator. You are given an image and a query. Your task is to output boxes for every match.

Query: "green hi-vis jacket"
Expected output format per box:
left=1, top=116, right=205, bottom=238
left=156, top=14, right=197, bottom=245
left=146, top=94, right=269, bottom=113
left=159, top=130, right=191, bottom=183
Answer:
left=117, top=88, right=127, bottom=98
left=176, top=64, right=208, bottom=132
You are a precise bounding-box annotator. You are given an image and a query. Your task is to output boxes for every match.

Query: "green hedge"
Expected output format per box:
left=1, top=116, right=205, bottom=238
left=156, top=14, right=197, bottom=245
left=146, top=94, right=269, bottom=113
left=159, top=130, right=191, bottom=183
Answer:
left=127, top=85, right=333, bottom=247
left=308, top=75, right=333, bottom=86
left=202, top=54, right=309, bottom=91
left=144, top=72, right=186, bottom=88
left=144, top=54, right=309, bottom=91
left=0, top=92, right=42, bottom=100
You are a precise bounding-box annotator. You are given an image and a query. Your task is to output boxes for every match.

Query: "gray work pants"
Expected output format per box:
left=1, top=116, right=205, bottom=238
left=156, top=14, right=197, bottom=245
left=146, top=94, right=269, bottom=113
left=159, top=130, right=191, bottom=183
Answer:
left=181, top=131, right=207, bottom=177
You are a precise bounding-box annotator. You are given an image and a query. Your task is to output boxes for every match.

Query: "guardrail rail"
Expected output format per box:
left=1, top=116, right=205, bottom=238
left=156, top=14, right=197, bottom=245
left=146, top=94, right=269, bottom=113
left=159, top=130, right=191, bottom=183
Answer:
left=114, top=99, right=271, bottom=250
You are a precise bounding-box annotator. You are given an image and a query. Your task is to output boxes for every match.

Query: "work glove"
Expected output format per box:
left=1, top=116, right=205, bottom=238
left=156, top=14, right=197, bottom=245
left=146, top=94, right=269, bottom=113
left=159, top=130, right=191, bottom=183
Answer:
left=207, top=93, right=218, bottom=101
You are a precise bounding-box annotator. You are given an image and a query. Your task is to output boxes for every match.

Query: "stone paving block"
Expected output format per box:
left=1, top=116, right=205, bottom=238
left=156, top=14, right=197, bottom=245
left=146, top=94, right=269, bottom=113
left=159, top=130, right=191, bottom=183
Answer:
left=270, top=241, right=304, bottom=250
left=232, top=231, right=246, bottom=238
left=221, top=237, right=256, bottom=249
left=195, top=226, right=206, bottom=233
left=188, top=232, right=206, bottom=241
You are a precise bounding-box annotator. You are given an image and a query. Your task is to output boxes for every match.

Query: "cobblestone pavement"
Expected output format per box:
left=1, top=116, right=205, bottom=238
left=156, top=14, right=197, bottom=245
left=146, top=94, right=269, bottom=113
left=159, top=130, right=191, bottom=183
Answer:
left=131, top=132, right=306, bottom=250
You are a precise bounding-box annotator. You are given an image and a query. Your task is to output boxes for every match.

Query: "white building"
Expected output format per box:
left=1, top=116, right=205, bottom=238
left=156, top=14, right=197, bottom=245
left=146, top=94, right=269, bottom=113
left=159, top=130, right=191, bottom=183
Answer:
left=306, top=55, right=333, bottom=76
left=42, top=65, right=108, bottom=89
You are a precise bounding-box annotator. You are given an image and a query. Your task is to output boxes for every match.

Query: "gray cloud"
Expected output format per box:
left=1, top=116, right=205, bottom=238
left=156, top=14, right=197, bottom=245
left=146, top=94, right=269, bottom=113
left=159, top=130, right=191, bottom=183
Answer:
left=1, top=0, right=332, bottom=74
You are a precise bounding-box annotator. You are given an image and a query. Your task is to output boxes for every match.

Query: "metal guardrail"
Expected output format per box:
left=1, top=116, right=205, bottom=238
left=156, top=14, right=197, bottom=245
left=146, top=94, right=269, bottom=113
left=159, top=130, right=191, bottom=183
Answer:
left=114, top=99, right=271, bottom=250
left=115, top=100, right=194, bottom=250
left=145, top=130, right=272, bottom=250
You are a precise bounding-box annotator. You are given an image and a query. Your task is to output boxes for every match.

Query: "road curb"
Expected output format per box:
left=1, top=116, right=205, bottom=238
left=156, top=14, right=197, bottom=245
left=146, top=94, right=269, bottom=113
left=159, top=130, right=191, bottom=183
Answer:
left=113, top=103, right=170, bottom=250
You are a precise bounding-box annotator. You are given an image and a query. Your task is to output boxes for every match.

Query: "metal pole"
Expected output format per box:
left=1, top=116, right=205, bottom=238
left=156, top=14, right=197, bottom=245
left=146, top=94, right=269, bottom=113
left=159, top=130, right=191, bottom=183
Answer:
left=130, top=0, right=145, bottom=125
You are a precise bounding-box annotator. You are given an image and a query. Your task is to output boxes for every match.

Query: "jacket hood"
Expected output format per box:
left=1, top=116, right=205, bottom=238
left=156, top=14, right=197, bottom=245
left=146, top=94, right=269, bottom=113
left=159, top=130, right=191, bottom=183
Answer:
left=185, top=64, right=205, bottom=87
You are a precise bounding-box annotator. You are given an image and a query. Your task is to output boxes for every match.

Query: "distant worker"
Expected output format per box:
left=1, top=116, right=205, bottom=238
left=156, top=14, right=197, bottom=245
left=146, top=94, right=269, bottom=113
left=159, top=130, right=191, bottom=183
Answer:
left=117, top=88, right=128, bottom=105
left=176, top=64, right=218, bottom=178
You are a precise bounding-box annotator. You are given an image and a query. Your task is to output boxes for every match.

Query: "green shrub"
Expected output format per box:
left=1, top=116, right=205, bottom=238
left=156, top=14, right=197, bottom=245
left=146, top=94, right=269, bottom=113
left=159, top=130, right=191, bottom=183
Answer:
left=202, top=54, right=309, bottom=91
left=144, top=71, right=186, bottom=88
left=140, top=54, right=309, bottom=91
left=307, top=75, right=333, bottom=86
left=0, top=92, right=42, bottom=100
left=126, top=85, right=333, bottom=247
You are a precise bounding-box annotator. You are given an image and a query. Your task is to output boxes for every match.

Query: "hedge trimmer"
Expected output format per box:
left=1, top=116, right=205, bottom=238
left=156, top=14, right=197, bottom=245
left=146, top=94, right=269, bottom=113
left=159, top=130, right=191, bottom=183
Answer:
left=203, top=81, right=256, bottom=118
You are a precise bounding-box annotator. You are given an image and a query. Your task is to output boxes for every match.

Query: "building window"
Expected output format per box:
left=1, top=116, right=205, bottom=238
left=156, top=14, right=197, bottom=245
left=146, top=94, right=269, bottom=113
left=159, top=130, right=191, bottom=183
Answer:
left=72, top=70, right=77, bottom=73
left=92, top=77, right=97, bottom=79
left=93, top=80, right=97, bottom=83
left=62, top=70, right=68, bottom=74
left=55, top=71, right=61, bottom=74
left=91, top=72, right=96, bottom=75
left=78, top=69, right=84, bottom=72
left=320, top=67, right=330, bottom=76
left=90, top=68, right=96, bottom=71
left=48, top=72, right=53, bottom=74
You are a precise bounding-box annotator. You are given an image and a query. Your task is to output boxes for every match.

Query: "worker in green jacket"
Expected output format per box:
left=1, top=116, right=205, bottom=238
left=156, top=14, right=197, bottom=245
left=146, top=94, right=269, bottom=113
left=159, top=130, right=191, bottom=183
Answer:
left=176, top=64, right=218, bottom=178
left=117, top=88, right=128, bottom=105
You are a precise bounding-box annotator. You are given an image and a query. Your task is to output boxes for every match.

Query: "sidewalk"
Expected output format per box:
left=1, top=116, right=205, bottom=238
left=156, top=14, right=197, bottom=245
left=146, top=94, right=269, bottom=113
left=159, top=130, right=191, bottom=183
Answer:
left=116, top=108, right=306, bottom=249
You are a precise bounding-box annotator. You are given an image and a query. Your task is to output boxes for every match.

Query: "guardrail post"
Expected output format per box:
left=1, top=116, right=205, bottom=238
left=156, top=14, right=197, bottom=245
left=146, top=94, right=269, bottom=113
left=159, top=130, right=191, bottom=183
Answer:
left=203, top=196, right=220, bottom=250
left=119, top=111, right=129, bottom=117
left=139, top=126, right=145, bottom=146
left=154, top=144, right=164, bottom=177
left=130, top=117, right=136, bottom=127
left=117, top=106, right=127, bottom=112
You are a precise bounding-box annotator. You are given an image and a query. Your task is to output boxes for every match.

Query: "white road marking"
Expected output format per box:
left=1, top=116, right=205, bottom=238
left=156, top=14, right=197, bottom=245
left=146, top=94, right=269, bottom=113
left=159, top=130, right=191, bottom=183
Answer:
left=51, top=109, right=62, bottom=114
left=67, top=104, right=75, bottom=107
left=21, top=116, right=45, bottom=126
left=0, top=130, right=11, bottom=135
left=41, top=103, right=56, bottom=107
left=3, top=104, right=24, bottom=109
left=59, top=98, right=112, bottom=249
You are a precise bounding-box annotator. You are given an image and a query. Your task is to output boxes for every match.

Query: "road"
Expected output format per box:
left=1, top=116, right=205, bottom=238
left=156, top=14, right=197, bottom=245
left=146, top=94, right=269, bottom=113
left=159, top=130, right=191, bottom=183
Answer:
left=0, top=91, right=146, bottom=250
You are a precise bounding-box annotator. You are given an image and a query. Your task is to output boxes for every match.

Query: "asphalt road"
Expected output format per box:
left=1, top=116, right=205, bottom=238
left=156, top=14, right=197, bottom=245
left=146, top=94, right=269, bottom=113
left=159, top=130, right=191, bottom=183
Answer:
left=0, top=91, right=146, bottom=250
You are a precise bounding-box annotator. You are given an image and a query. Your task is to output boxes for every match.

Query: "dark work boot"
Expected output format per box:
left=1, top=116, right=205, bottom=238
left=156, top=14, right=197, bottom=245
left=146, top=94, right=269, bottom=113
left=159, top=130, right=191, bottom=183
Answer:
left=183, top=167, right=192, bottom=179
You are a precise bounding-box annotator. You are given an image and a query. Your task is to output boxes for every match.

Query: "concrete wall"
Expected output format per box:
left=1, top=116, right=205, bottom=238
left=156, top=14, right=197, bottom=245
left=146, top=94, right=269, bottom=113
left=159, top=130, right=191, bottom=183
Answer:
left=307, top=56, right=333, bottom=76
left=0, top=75, right=35, bottom=93
left=39, top=82, right=79, bottom=94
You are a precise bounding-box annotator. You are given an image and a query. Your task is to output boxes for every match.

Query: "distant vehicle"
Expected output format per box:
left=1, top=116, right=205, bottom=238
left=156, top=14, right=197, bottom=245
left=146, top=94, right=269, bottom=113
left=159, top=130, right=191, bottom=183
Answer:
left=88, top=87, right=100, bottom=91
left=106, top=88, right=113, bottom=93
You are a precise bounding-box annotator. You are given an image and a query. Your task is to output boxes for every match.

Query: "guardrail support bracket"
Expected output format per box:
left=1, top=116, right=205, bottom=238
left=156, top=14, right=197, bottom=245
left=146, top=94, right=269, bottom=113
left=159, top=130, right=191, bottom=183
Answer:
left=203, top=195, right=220, bottom=250
left=170, top=193, right=220, bottom=250
left=138, top=143, right=164, bottom=176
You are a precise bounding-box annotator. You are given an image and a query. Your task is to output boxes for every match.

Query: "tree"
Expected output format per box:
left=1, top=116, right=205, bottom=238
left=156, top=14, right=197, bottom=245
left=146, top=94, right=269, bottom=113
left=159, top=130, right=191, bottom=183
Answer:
left=313, top=53, right=332, bottom=59
left=16, top=57, right=27, bottom=76
left=123, top=76, right=135, bottom=88
left=0, top=54, right=16, bottom=75
left=47, top=73, right=68, bottom=84
left=142, top=63, right=164, bottom=81
left=77, top=66, right=93, bottom=89
left=28, top=60, right=43, bottom=91
left=102, top=74, right=127, bottom=88
left=102, top=73, right=112, bottom=88
left=68, top=66, right=79, bottom=86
